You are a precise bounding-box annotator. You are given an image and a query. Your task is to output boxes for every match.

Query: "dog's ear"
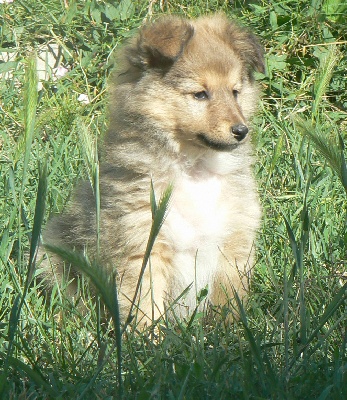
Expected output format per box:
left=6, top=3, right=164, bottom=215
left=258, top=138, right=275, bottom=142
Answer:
left=227, top=24, right=265, bottom=77
left=241, top=32, right=265, bottom=76
left=128, top=17, right=194, bottom=71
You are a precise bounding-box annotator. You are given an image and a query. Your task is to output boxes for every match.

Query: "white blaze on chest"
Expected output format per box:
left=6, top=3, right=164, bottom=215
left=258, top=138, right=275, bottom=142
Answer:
left=168, top=174, right=226, bottom=244
left=164, top=171, right=230, bottom=303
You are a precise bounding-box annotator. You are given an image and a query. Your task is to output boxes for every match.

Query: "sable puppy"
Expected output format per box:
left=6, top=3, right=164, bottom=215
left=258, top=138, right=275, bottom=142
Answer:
left=41, top=14, right=264, bottom=325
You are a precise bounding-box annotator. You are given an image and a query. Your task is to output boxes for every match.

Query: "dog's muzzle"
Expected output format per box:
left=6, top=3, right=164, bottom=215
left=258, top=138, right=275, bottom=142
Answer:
left=231, top=124, right=248, bottom=141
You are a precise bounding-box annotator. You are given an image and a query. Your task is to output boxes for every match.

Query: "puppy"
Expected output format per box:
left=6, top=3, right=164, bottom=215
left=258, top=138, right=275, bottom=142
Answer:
left=41, top=13, right=264, bottom=325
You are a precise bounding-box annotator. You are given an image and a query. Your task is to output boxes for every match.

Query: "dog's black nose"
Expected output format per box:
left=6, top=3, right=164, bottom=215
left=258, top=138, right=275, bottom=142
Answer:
left=231, top=124, right=248, bottom=141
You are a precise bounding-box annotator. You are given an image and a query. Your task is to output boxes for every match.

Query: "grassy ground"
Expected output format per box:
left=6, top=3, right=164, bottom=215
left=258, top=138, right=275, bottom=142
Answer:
left=0, top=0, right=346, bottom=398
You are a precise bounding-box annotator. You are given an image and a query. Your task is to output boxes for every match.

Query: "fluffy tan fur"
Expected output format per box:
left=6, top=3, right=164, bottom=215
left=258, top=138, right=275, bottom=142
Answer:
left=40, top=14, right=265, bottom=325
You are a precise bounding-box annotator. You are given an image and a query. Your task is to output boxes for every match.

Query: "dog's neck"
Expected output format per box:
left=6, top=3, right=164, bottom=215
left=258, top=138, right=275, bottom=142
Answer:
left=178, top=144, right=251, bottom=177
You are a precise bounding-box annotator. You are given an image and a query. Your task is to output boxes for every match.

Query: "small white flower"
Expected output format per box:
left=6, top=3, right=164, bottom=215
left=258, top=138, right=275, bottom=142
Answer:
left=0, top=0, right=14, bottom=4
left=78, top=94, right=90, bottom=104
left=53, top=65, right=69, bottom=79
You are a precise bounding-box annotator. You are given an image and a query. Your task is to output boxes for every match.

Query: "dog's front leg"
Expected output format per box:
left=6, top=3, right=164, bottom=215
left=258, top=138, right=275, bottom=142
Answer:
left=120, top=246, right=172, bottom=327
left=210, top=237, right=255, bottom=318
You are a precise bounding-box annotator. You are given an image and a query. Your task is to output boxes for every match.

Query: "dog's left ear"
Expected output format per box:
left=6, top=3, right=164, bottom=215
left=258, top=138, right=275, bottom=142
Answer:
left=227, top=25, right=265, bottom=77
left=242, top=32, right=265, bottom=76
left=129, top=17, right=194, bottom=71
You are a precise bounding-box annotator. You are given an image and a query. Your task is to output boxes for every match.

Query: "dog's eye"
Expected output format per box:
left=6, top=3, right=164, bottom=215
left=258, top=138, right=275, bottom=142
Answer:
left=232, top=89, right=239, bottom=99
left=194, top=91, right=209, bottom=100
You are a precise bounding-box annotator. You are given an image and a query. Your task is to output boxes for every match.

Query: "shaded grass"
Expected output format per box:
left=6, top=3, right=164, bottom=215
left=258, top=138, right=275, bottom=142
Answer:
left=0, top=0, right=346, bottom=398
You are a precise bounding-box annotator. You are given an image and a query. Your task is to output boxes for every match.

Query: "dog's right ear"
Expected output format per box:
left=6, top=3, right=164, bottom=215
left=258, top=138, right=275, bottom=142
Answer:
left=127, top=17, right=194, bottom=71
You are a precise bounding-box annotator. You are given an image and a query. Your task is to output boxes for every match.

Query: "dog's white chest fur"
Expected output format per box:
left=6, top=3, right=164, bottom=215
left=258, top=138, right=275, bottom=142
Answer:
left=164, top=168, right=230, bottom=305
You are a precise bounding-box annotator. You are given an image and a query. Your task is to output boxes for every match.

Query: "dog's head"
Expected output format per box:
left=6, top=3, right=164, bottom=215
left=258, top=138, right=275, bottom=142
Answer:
left=115, top=14, right=265, bottom=152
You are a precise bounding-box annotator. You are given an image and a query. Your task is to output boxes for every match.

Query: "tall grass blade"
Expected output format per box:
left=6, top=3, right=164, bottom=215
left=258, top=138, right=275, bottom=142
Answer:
left=0, top=161, right=46, bottom=397
left=26, top=161, right=48, bottom=288
left=233, top=289, right=271, bottom=389
left=79, top=119, right=98, bottom=189
left=1, top=160, right=47, bottom=389
left=338, top=133, right=347, bottom=192
left=290, top=282, right=347, bottom=368
left=0, top=295, right=20, bottom=396
left=283, top=216, right=300, bottom=278
left=312, top=45, right=341, bottom=117
left=284, top=210, right=310, bottom=346
left=20, top=54, right=38, bottom=190
left=150, top=179, right=157, bottom=216
left=15, top=54, right=38, bottom=280
left=0, top=352, right=59, bottom=397
left=267, top=132, right=284, bottom=182
left=177, top=364, right=192, bottom=400
left=94, top=139, right=101, bottom=257
left=44, top=244, right=123, bottom=397
left=283, top=259, right=289, bottom=380
left=299, top=180, right=311, bottom=346
left=317, top=385, right=334, bottom=400
left=125, top=182, right=173, bottom=326
left=44, top=246, right=119, bottom=327
left=45, top=183, right=172, bottom=397
left=295, top=117, right=347, bottom=195
left=307, top=282, right=347, bottom=344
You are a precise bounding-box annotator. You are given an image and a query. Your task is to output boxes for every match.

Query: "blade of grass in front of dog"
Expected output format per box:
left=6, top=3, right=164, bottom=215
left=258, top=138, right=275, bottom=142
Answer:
left=163, top=284, right=193, bottom=330
left=150, top=179, right=157, bottom=216
left=94, top=139, right=101, bottom=257
left=44, top=244, right=123, bottom=397
left=43, top=246, right=120, bottom=326
left=79, top=118, right=97, bottom=187
left=93, top=138, right=103, bottom=348
left=125, top=183, right=173, bottom=328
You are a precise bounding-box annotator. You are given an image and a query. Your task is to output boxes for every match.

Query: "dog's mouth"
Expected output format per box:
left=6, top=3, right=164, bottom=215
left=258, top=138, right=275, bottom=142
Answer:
left=197, top=133, right=240, bottom=152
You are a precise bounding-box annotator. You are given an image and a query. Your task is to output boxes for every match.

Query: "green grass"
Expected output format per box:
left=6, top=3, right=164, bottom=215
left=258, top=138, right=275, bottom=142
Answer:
left=1, top=0, right=346, bottom=398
